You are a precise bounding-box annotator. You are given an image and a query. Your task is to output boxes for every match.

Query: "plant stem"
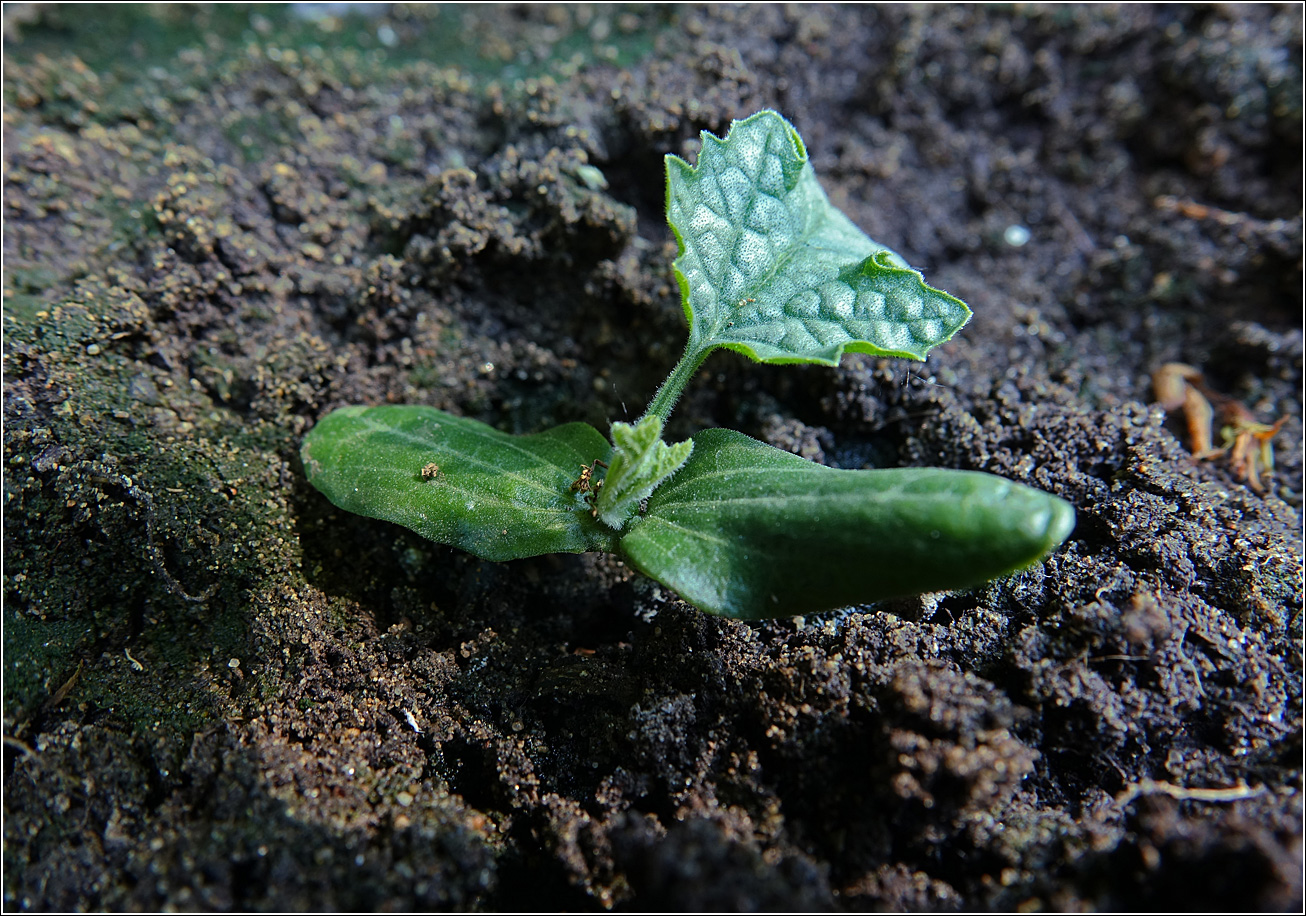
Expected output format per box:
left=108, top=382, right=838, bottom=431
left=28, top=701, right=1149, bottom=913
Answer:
left=638, top=343, right=711, bottom=427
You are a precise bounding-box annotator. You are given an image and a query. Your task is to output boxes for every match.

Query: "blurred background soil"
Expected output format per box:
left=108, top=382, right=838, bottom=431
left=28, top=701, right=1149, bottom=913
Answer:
left=3, top=4, right=1302, bottom=910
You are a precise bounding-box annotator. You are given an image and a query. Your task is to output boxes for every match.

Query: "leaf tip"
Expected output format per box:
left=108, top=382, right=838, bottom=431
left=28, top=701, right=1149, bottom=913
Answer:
left=1037, top=493, right=1077, bottom=553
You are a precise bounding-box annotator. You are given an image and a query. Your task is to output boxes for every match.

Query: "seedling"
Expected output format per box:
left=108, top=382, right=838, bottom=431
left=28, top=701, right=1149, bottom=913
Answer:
left=301, top=111, right=1075, bottom=619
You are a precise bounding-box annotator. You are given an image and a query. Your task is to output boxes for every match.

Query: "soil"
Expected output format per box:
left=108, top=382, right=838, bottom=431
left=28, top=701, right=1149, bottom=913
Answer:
left=3, top=4, right=1302, bottom=911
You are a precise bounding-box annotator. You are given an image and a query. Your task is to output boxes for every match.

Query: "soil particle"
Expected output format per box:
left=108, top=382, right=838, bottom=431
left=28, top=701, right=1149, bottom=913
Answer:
left=4, top=4, right=1301, bottom=912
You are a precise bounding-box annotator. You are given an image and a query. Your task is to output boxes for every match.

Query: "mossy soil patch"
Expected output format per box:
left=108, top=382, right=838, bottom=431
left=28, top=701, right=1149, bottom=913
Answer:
left=4, top=4, right=1301, bottom=911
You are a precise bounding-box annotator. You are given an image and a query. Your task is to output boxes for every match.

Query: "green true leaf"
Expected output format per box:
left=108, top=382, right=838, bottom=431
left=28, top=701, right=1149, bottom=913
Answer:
left=301, top=405, right=616, bottom=561
left=665, top=110, right=972, bottom=367
left=619, top=428, right=1076, bottom=619
left=594, top=416, right=694, bottom=530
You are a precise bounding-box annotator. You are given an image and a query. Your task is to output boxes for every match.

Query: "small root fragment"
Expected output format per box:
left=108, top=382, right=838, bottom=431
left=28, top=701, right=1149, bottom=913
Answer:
left=1151, top=362, right=1286, bottom=492
left=1116, top=778, right=1267, bottom=809
left=87, top=469, right=217, bottom=603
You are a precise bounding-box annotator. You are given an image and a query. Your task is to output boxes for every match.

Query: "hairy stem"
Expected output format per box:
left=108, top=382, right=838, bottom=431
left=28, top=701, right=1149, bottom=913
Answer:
left=638, top=343, right=712, bottom=427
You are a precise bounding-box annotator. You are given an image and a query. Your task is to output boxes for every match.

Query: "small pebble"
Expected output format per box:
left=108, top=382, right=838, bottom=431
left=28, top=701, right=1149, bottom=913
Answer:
left=1003, top=224, right=1031, bottom=247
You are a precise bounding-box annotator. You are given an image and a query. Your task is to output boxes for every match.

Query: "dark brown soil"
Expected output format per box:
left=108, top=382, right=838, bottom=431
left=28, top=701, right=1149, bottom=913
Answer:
left=4, top=4, right=1302, bottom=911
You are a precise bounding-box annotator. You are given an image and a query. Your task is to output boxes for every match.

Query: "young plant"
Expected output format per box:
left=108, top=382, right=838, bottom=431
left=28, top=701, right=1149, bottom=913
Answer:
left=301, top=111, right=1075, bottom=619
